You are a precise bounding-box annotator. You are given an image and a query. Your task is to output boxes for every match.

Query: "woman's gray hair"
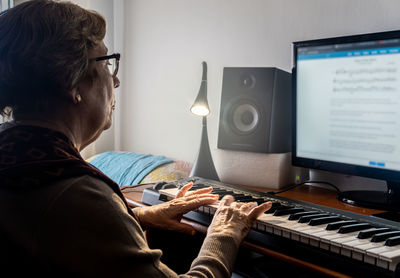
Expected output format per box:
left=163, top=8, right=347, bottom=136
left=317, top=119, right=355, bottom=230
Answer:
left=0, top=0, right=106, bottom=118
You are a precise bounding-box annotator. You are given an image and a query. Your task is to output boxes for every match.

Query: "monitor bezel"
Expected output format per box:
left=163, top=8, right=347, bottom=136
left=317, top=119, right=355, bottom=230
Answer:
left=292, top=29, right=400, bottom=183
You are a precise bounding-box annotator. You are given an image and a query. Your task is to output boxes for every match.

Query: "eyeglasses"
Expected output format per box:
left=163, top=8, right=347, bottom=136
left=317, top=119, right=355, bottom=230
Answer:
left=92, top=53, right=120, bottom=77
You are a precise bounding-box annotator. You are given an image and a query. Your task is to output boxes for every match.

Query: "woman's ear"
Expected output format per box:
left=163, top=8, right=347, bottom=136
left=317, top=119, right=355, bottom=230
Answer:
left=70, top=88, right=83, bottom=104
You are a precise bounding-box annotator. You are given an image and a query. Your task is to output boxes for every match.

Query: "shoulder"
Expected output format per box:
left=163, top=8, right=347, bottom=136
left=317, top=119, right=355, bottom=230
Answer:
left=37, top=175, right=159, bottom=274
left=47, top=174, right=131, bottom=223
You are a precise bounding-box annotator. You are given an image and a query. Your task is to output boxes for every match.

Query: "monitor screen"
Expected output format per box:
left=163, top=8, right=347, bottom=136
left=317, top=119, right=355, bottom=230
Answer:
left=292, top=30, right=400, bottom=210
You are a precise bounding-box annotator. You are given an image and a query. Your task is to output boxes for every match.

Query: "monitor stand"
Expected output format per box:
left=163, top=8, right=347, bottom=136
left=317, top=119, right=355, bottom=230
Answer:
left=337, top=181, right=400, bottom=211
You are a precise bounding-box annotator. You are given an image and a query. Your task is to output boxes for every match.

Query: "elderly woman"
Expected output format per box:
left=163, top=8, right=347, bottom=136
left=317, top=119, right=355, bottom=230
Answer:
left=0, top=0, right=271, bottom=277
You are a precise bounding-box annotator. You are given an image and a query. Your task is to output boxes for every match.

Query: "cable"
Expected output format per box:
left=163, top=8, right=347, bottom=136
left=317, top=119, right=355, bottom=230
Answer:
left=268, top=180, right=341, bottom=195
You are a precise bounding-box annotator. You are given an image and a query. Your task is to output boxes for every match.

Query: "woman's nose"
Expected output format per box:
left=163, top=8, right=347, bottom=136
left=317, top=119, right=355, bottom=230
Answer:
left=113, top=75, right=120, bottom=89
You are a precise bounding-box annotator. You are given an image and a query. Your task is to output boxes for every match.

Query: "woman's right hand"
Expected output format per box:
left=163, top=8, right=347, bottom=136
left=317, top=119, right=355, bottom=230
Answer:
left=207, top=195, right=272, bottom=245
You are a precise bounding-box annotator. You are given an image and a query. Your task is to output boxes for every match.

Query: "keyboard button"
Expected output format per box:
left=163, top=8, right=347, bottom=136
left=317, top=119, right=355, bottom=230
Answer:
left=273, top=207, right=304, bottom=216
left=357, top=227, right=391, bottom=239
left=385, top=235, right=400, bottom=246
left=338, top=223, right=372, bottom=234
left=298, top=213, right=330, bottom=223
left=265, top=203, right=289, bottom=214
left=308, top=216, right=342, bottom=226
left=371, top=231, right=400, bottom=242
left=326, top=220, right=358, bottom=231
left=288, top=210, right=320, bottom=220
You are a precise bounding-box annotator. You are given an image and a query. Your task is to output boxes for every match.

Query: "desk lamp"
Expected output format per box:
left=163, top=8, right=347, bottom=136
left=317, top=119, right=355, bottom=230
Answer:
left=189, top=61, right=219, bottom=181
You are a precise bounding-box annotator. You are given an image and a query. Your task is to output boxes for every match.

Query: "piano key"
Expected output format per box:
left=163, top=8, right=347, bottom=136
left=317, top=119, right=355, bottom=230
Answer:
left=331, top=227, right=386, bottom=259
left=273, top=207, right=304, bottom=216
left=378, top=249, right=400, bottom=271
left=156, top=183, right=400, bottom=274
left=357, top=227, right=391, bottom=239
left=191, top=183, right=210, bottom=189
left=351, top=241, right=386, bottom=257
left=263, top=202, right=283, bottom=213
left=288, top=210, right=320, bottom=220
left=321, top=231, right=364, bottom=253
left=366, top=245, right=400, bottom=261
left=308, top=215, right=342, bottom=226
left=385, top=235, right=400, bottom=246
left=338, top=223, right=373, bottom=234
left=298, top=213, right=330, bottom=223
left=326, top=220, right=358, bottom=230
left=237, top=197, right=266, bottom=204
left=371, top=231, right=400, bottom=242
left=265, top=204, right=294, bottom=214
left=234, top=195, right=253, bottom=200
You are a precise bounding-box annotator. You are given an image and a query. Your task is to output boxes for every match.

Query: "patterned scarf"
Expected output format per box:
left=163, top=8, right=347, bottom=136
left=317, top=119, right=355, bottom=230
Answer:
left=0, top=124, right=135, bottom=217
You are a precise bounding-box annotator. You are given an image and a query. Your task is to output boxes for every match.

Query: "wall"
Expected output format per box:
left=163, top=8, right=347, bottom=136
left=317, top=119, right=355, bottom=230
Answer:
left=120, top=0, right=400, bottom=164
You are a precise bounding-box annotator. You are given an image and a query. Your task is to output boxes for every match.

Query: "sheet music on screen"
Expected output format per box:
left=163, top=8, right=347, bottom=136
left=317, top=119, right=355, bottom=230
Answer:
left=296, top=39, right=400, bottom=171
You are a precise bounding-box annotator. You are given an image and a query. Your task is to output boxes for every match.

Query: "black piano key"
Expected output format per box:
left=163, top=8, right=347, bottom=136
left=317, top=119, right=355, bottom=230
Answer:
left=191, top=183, right=210, bottom=189
left=211, top=189, right=229, bottom=193
left=385, top=235, right=400, bottom=246
left=371, top=231, right=400, bottom=242
left=266, top=204, right=294, bottom=214
left=234, top=195, right=253, bottom=201
left=357, top=227, right=391, bottom=239
left=232, top=194, right=245, bottom=198
left=338, top=223, right=372, bottom=234
left=264, top=202, right=283, bottom=214
left=273, top=207, right=304, bottom=216
left=235, top=197, right=265, bottom=203
left=308, top=216, right=342, bottom=226
left=326, top=220, right=358, bottom=231
left=298, top=213, right=330, bottom=223
left=247, top=198, right=266, bottom=204
left=288, top=210, right=320, bottom=220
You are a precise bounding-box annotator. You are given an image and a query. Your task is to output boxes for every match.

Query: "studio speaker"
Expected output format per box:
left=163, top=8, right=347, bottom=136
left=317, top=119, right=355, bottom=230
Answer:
left=217, top=67, right=292, bottom=153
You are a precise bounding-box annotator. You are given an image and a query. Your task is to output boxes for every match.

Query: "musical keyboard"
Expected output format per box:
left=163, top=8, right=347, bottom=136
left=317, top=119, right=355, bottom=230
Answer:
left=141, top=177, right=400, bottom=277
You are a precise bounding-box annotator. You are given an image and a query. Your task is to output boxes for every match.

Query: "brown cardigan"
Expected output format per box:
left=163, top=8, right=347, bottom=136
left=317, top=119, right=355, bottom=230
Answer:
left=0, top=174, right=239, bottom=277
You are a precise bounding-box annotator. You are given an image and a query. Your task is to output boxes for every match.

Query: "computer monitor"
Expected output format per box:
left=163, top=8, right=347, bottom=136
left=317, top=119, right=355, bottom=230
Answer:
left=292, top=30, right=400, bottom=211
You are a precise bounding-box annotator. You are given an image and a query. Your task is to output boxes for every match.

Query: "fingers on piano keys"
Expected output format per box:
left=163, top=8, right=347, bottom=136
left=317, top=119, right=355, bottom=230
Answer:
left=160, top=180, right=400, bottom=271
left=167, top=181, right=400, bottom=272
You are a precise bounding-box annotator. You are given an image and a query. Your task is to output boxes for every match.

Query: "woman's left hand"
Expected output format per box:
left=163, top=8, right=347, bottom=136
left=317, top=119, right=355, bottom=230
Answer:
left=134, top=182, right=218, bottom=235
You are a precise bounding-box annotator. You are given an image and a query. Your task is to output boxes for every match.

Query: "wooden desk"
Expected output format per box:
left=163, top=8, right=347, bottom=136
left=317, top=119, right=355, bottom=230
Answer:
left=122, top=183, right=386, bottom=278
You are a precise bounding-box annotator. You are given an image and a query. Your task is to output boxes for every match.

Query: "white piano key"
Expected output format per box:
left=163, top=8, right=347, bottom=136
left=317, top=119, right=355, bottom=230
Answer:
left=367, top=246, right=399, bottom=258
left=352, top=242, right=384, bottom=253
left=379, top=248, right=400, bottom=260
left=273, top=227, right=283, bottom=236
left=257, top=222, right=266, bottom=232
left=291, top=233, right=300, bottom=241
left=282, top=230, right=291, bottom=239
left=309, top=238, right=319, bottom=247
left=320, top=241, right=330, bottom=250
left=376, top=259, right=389, bottom=270
left=331, top=231, right=367, bottom=244
left=364, top=255, right=376, bottom=265
left=341, top=248, right=352, bottom=257
left=352, top=251, right=363, bottom=261
left=300, top=235, right=310, bottom=244
left=331, top=245, right=340, bottom=254
left=342, top=238, right=371, bottom=249
left=298, top=226, right=327, bottom=235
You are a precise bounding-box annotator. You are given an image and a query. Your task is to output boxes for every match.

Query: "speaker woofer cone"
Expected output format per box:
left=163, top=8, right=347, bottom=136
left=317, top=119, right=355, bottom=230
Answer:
left=229, top=102, right=260, bottom=135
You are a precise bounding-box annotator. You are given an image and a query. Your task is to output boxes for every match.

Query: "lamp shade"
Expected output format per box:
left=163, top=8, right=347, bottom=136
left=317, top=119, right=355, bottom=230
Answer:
left=190, top=61, right=210, bottom=116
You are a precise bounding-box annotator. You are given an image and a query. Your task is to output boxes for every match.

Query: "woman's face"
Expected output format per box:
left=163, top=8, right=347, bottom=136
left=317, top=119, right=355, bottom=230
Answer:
left=78, top=41, right=120, bottom=142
